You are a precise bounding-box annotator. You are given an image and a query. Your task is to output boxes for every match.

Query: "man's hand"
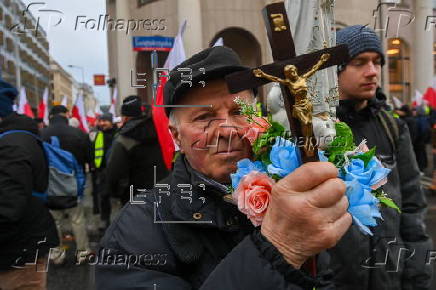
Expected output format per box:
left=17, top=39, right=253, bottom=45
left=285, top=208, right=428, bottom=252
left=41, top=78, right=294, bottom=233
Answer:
left=261, top=162, right=352, bottom=269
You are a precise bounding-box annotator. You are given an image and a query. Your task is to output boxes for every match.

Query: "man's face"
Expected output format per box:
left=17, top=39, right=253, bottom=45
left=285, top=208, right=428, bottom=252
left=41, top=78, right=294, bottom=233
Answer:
left=98, top=119, right=113, bottom=131
left=338, top=52, right=382, bottom=101
left=170, top=79, right=253, bottom=184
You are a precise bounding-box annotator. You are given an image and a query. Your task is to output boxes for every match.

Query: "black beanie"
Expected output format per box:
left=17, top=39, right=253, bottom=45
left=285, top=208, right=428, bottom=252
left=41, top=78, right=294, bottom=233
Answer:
left=121, top=95, right=142, bottom=117
left=0, top=79, right=18, bottom=118
left=50, top=105, right=68, bottom=116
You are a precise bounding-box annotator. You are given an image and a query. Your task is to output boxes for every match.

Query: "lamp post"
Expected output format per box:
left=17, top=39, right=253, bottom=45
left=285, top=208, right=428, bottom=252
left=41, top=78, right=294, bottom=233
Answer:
left=67, top=64, right=85, bottom=100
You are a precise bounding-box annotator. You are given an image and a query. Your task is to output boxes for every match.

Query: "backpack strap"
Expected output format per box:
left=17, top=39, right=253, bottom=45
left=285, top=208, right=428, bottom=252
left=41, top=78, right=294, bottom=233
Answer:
left=50, top=136, right=61, bottom=147
left=0, top=130, right=40, bottom=140
left=376, top=109, right=400, bottom=152
left=117, top=135, right=140, bottom=151
left=0, top=130, right=47, bottom=201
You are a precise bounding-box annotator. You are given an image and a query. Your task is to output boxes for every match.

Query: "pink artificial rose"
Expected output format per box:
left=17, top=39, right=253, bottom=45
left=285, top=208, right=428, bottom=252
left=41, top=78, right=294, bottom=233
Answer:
left=232, top=171, right=275, bottom=226
left=371, top=178, right=388, bottom=190
left=242, top=117, right=271, bottom=144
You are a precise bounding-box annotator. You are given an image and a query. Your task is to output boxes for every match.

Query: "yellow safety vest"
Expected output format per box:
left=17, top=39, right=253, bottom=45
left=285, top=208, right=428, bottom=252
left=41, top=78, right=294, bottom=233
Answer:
left=94, top=131, right=104, bottom=169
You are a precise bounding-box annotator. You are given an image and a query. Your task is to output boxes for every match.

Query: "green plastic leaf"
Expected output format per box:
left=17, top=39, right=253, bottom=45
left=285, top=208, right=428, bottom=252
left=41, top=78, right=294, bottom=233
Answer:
left=351, top=147, right=376, bottom=167
left=378, top=196, right=401, bottom=213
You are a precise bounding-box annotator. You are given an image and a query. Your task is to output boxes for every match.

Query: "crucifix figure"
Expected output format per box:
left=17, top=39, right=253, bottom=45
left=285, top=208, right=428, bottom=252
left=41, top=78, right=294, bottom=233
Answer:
left=253, top=53, right=330, bottom=137
left=225, top=1, right=348, bottom=160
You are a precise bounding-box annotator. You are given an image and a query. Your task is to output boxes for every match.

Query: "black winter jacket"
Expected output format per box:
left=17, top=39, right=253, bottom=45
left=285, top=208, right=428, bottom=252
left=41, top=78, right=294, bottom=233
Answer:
left=106, top=117, right=169, bottom=203
left=0, top=113, right=58, bottom=270
left=41, top=115, right=92, bottom=169
left=95, top=156, right=334, bottom=290
left=330, top=98, right=433, bottom=290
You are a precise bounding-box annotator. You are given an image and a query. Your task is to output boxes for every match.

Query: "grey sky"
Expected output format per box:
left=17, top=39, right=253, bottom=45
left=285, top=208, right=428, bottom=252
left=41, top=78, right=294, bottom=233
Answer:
left=22, top=0, right=110, bottom=105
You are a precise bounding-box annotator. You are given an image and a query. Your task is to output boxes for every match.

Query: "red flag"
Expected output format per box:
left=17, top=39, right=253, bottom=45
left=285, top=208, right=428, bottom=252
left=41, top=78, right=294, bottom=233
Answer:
left=152, top=76, right=174, bottom=170
left=18, top=88, right=34, bottom=118
left=72, top=95, right=89, bottom=133
left=423, top=87, right=436, bottom=109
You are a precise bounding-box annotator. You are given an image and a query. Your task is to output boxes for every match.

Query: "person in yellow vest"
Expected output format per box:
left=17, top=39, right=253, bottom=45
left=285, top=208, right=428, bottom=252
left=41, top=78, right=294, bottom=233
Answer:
left=91, top=112, right=117, bottom=231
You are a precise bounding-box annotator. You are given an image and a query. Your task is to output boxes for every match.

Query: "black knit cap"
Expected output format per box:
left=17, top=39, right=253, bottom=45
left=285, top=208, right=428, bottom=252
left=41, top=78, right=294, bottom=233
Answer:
left=163, top=46, right=251, bottom=116
left=50, top=105, right=68, bottom=116
left=121, top=95, right=142, bottom=117
left=98, top=112, right=113, bottom=122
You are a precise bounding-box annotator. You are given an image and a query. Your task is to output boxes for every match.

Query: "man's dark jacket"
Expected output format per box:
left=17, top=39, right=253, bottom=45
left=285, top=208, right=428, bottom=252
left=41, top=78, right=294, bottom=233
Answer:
left=41, top=115, right=92, bottom=168
left=95, top=156, right=334, bottom=290
left=0, top=113, right=58, bottom=270
left=106, top=117, right=169, bottom=203
left=330, top=97, right=433, bottom=290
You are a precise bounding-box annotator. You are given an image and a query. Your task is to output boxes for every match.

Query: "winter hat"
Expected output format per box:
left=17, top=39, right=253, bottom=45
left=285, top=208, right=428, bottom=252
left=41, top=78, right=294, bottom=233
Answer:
left=121, top=95, right=142, bottom=117
left=164, top=46, right=250, bottom=116
left=98, top=112, right=113, bottom=122
left=0, top=79, right=18, bottom=118
left=50, top=105, right=68, bottom=116
left=336, top=25, right=385, bottom=71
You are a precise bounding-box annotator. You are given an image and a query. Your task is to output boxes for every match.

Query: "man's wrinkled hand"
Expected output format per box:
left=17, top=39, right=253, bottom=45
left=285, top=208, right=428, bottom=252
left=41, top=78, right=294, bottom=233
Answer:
left=261, top=162, right=352, bottom=269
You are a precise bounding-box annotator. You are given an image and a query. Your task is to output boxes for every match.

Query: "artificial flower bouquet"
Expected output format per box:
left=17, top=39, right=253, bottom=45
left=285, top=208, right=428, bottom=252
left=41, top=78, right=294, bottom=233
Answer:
left=230, top=98, right=400, bottom=235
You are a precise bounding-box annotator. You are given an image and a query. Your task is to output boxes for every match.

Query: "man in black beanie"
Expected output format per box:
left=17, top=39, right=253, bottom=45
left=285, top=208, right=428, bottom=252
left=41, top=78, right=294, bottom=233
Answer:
left=106, top=95, right=169, bottom=205
left=330, top=25, right=433, bottom=290
left=0, top=79, right=58, bottom=289
left=96, top=47, right=352, bottom=289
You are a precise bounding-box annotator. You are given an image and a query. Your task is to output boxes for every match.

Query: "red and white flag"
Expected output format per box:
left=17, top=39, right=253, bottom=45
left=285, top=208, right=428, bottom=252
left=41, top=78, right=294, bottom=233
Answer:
left=61, top=95, right=67, bottom=107
left=109, top=88, right=117, bottom=117
left=37, top=88, right=49, bottom=125
left=86, top=109, right=97, bottom=128
left=18, top=87, right=34, bottom=118
left=72, top=94, right=89, bottom=132
left=152, top=20, right=187, bottom=170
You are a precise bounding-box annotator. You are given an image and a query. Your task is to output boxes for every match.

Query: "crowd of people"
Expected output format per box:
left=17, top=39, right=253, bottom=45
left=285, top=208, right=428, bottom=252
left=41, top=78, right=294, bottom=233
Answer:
left=0, top=25, right=434, bottom=290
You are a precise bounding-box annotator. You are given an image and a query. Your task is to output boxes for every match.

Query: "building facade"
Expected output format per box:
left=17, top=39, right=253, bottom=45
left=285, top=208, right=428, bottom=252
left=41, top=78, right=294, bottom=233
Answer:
left=79, top=83, right=98, bottom=115
left=106, top=0, right=435, bottom=107
left=0, top=0, right=50, bottom=109
left=50, top=58, right=73, bottom=108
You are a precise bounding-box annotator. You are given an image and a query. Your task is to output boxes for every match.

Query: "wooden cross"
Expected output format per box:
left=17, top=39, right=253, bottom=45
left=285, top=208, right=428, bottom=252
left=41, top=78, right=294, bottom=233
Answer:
left=225, top=1, right=349, bottom=162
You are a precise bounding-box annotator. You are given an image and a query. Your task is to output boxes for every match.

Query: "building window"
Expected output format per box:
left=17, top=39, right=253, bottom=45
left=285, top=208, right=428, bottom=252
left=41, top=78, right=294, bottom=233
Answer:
left=137, top=0, right=158, bottom=7
left=388, top=38, right=410, bottom=103
left=5, top=14, right=12, bottom=29
left=5, top=37, right=14, bottom=52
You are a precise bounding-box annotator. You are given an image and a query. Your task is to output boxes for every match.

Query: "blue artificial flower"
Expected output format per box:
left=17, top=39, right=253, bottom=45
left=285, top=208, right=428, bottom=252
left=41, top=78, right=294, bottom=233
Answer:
left=341, top=156, right=391, bottom=189
left=345, top=178, right=382, bottom=235
left=231, top=159, right=266, bottom=189
left=318, top=150, right=329, bottom=162
left=267, top=137, right=302, bottom=178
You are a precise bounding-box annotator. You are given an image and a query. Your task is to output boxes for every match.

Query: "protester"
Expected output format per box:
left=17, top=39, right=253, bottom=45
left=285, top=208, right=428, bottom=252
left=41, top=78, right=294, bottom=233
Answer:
left=396, top=105, right=417, bottom=144
left=333, top=25, right=433, bottom=289
left=0, top=79, right=58, bottom=290
left=91, top=112, right=117, bottom=230
left=414, top=105, right=432, bottom=172
left=106, top=95, right=169, bottom=205
left=34, top=117, right=45, bottom=130
left=41, top=105, right=92, bottom=264
left=95, top=47, right=352, bottom=289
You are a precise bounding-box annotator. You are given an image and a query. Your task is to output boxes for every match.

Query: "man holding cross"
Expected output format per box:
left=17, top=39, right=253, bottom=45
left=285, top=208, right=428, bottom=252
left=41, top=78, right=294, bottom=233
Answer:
left=95, top=46, right=351, bottom=289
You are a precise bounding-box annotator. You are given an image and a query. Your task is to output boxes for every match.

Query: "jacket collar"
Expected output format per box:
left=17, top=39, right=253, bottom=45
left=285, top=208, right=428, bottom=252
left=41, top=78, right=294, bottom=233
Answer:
left=157, top=155, right=253, bottom=264
left=337, top=97, right=386, bottom=123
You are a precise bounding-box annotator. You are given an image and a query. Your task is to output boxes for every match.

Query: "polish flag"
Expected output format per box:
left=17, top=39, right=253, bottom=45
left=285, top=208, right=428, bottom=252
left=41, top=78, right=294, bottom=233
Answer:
left=18, top=87, right=34, bottom=118
left=72, top=94, right=89, bottom=132
left=86, top=109, right=97, bottom=128
left=152, top=20, right=187, bottom=170
left=37, top=88, right=49, bottom=125
left=61, top=95, right=67, bottom=107
left=109, top=88, right=117, bottom=116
